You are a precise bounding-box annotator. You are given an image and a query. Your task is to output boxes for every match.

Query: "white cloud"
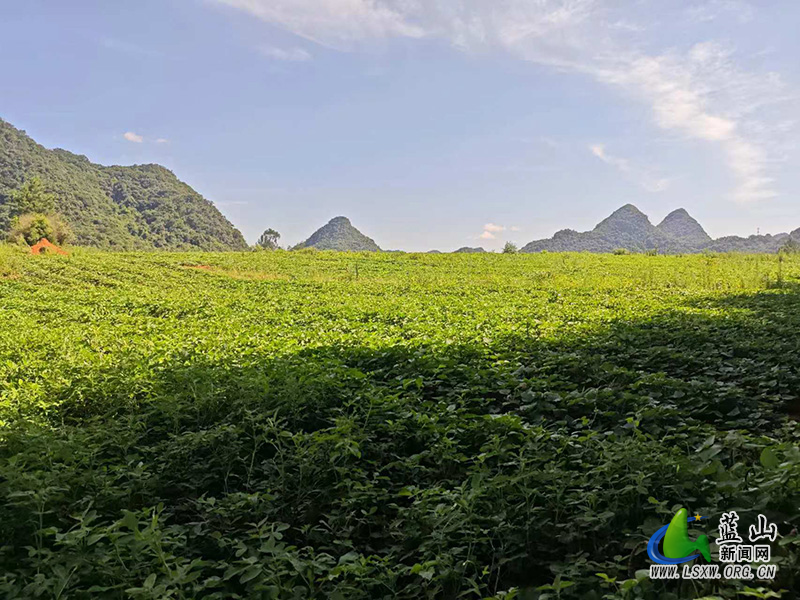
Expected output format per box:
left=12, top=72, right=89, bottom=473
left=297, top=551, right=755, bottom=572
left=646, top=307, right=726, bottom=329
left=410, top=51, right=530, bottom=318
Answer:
left=123, top=131, right=144, bottom=143
left=215, top=0, right=424, bottom=50
left=591, top=41, right=788, bottom=201
left=590, top=144, right=626, bottom=169
left=479, top=223, right=520, bottom=241
left=100, top=37, right=163, bottom=58
left=259, top=45, right=313, bottom=61
left=726, top=139, right=777, bottom=202
left=614, top=55, right=737, bottom=142
left=214, top=0, right=793, bottom=202
left=590, top=143, right=670, bottom=193
left=606, top=20, right=645, bottom=33
left=122, top=132, right=171, bottom=145
left=686, top=0, right=755, bottom=24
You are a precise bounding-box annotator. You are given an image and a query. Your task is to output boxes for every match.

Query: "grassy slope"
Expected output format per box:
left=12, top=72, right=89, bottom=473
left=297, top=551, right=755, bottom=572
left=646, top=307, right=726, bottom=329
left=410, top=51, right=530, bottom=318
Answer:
left=0, top=246, right=799, bottom=598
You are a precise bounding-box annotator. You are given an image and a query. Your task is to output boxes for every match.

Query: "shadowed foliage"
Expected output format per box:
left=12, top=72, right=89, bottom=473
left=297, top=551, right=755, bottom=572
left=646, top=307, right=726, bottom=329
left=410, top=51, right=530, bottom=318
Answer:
left=0, top=249, right=798, bottom=598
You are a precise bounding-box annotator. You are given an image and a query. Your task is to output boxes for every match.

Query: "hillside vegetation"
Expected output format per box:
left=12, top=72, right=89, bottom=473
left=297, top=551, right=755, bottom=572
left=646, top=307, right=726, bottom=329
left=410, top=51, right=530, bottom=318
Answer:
left=522, top=204, right=800, bottom=254
left=0, top=119, right=247, bottom=250
left=294, top=216, right=381, bottom=251
left=0, top=247, right=799, bottom=598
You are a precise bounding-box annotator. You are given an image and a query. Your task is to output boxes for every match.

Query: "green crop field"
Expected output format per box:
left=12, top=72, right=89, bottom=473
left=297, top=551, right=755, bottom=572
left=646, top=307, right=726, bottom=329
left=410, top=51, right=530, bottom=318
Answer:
left=0, top=245, right=798, bottom=599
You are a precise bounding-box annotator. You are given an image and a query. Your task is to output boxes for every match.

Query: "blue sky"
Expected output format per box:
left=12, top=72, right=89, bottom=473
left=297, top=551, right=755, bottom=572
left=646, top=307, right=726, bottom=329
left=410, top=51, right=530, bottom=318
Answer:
left=2, top=0, right=799, bottom=250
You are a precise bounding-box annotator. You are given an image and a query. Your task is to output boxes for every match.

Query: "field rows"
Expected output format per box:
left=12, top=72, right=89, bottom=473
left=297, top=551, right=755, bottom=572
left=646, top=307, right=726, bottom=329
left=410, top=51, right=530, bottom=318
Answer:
left=0, top=246, right=798, bottom=598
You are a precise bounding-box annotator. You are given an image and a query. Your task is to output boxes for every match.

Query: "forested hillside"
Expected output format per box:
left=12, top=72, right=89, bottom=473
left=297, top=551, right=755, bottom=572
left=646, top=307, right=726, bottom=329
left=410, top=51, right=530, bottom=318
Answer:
left=293, top=216, right=381, bottom=251
left=522, top=204, right=800, bottom=254
left=0, top=119, right=247, bottom=250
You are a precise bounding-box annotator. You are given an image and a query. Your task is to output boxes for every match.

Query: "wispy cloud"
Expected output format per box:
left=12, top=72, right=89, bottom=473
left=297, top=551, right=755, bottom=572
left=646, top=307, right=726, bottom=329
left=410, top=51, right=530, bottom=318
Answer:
left=123, top=132, right=170, bottom=145
left=123, top=131, right=144, bottom=143
left=726, top=139, right=776, bottom=201
left=100, top=37, right=163, bottom=58
left=589, top=143, right=670, bottom=193
left=214, top=0, right=794, bottom=203
left=686, top=0, right=755, bottom=24
left=591, top=40, right=788, bottom=201
left=215, top=0, right=424, bottom=50
left=606, top=19, right=645, bottom=33
left=479, top=223, right=520, bottom=240
left=258, top=45, right=313, bottom=61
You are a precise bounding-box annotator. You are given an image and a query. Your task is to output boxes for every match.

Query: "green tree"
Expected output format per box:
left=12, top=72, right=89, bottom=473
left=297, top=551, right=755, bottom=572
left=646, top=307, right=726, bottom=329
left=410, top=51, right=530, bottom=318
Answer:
left=502, top=241, right=518, bottom=254
left=780, top=238, right=800, bottom=254
left=8, top=213, right=70, bottom=246
left=8, top=177, right=55, bottom=217
left=256, top=228, right=281, bottom=250
left=10, top=214, right=53, bottom=245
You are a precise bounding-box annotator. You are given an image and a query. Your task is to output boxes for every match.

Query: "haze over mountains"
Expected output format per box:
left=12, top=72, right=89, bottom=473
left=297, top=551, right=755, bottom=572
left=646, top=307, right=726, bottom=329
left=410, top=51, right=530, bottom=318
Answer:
left=297, top=207, right=799, bottom=254
left=521, top=204, right=800, bottom=255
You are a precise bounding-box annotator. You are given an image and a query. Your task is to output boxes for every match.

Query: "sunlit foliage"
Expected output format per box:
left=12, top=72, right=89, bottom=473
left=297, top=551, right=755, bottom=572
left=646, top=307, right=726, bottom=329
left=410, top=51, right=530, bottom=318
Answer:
left=0, top=248, right=798, bottom=598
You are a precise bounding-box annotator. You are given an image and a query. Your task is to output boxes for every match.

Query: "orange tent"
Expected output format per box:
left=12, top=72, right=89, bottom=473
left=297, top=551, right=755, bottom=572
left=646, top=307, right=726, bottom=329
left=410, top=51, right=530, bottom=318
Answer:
left=30, top=238, right=68, bottom=256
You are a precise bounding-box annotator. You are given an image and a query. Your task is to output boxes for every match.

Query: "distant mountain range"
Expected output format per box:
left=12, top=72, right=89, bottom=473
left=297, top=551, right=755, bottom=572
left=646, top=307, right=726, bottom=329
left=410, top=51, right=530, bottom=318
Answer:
left=293, top=216, right=381, bottom=251
left=295, top=207, right=799, bottom=254
left=0, top=118, right=247, bottom=250
left=3, top=117, right=798, bottom=255
left=294, top=222, right=489, bottom=254
left=521, top=204, right=800, bottom=254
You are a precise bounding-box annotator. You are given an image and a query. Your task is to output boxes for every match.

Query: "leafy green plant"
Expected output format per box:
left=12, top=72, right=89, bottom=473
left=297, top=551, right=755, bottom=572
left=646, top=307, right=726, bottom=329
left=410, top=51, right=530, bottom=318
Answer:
left=9, top=213, right=53, bottom=245
left=0, top=248, right=798, bottom=598
left=8, top=212, right=70, bottom=245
